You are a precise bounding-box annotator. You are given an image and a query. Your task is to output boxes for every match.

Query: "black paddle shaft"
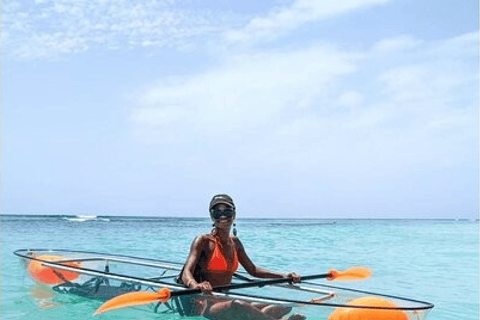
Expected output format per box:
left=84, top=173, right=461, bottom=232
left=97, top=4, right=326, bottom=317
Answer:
left=172, top=273, right=331, bottom=297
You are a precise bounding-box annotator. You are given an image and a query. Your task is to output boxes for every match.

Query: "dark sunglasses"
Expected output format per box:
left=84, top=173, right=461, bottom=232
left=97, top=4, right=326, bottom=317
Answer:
left=211, top=209, right=234, bottom=220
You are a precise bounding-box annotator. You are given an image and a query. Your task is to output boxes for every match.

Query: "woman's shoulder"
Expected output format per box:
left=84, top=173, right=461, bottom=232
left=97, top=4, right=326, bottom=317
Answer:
left=193, top=233, right=215, bottom=246
left=231, top=235, right=243, bottom=247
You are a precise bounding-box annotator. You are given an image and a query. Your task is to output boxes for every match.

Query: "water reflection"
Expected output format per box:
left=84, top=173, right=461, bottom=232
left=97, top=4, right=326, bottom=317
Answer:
left=30, top=285, right=61, bottom=309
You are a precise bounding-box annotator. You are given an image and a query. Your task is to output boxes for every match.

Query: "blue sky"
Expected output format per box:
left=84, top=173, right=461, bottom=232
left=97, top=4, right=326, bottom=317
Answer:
left=2, top=0, right=478, bottom=219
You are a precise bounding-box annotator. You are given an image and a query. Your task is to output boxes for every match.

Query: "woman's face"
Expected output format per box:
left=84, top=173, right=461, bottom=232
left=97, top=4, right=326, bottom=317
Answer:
left=211, top=203, right=235, bottom=229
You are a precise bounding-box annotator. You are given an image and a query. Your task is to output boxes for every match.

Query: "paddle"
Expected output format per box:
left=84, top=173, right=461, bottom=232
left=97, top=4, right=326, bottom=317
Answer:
left=94, top=267, right=370, bottom=315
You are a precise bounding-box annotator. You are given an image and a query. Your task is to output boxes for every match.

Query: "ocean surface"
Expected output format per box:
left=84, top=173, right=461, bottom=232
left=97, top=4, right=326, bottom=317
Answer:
left=1, top=215, right=478, bottom=320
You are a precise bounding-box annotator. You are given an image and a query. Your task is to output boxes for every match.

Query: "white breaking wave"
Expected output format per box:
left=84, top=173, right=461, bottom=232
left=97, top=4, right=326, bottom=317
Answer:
left=64, top=215, right=98, bottom=222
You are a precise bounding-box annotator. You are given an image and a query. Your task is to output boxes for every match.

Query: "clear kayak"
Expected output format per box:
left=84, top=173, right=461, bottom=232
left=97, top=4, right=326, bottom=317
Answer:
left=14, top=249, right=434, bottom=319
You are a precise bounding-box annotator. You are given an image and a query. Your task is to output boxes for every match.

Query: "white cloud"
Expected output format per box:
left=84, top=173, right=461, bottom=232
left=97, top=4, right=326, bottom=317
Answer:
left=337, top=91, right=364, bottom=109
left=376, top=33, right=477, bottom=124
left=131, top=105, right=189, bottom=126
left=130, top=44, right=359, bottom=144
left=130, top=30, right=477, bottom=175
left=3, top=0, right=223, bottom=59
left=371, top=35, right=423, bottom=55
left=224, top=0, right=390, bottom=45
left=4, top=0, right=394, bottom=59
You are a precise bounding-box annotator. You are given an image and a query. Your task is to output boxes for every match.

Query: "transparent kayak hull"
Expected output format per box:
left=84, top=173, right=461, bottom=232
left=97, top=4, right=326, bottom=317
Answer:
left=14, top=249, right=434, bottom=319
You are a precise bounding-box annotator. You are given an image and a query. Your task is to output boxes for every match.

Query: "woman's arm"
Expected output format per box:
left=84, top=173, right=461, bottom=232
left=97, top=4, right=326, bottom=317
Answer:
left=181, top=235, right=213, bottom=293
left=235, top=237, right=300, bottom=281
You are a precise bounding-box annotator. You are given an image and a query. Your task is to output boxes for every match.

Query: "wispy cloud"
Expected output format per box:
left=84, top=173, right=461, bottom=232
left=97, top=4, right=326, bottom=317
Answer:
left=223, top=0, right=390, bottom=45
left=130, top=31, right=477, bottom=172
left=130, top=44, right=359, bottom=143
left=4, top=0, right=393, bottom=59
left=3, top=0, right=223, bottom=59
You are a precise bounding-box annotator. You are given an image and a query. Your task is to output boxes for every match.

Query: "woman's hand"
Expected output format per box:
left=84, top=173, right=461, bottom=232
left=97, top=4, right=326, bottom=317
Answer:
left=284, top=272, right=301, bottom=283
left=191, top=281, right=213, bottom=295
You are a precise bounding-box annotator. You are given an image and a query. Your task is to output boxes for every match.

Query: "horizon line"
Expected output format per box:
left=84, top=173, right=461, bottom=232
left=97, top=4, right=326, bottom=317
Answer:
left=1, top=213, right=478, bottom=221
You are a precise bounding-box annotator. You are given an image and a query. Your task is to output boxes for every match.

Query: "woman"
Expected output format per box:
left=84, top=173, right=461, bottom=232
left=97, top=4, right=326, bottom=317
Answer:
left=178, top=194, right=305, bottom=320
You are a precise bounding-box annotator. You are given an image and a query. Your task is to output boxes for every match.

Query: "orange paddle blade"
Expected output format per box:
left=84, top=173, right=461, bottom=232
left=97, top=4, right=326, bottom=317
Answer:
left=94, top=288, right=171, bottom=315
left=328, top=267, right=371, bottom=281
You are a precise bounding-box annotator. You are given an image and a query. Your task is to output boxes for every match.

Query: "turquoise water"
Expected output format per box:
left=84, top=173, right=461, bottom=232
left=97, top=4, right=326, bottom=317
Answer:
left=1, top=215, right=478, bottom=319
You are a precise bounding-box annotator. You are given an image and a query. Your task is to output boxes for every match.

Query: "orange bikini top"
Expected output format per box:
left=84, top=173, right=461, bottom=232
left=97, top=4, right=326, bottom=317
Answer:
left=204, top=236, right=238, bottom=273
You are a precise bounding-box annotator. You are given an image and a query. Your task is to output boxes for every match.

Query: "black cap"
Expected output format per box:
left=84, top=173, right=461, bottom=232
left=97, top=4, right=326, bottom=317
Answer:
left=209, top=194, right=235, bottom=211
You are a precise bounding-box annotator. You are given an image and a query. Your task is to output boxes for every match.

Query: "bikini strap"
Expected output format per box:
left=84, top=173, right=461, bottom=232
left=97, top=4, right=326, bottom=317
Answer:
left=208, top=233, right=223, bottom=248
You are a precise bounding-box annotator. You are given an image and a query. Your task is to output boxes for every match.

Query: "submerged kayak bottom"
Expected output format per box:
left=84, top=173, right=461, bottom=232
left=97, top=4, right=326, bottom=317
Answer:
left=53, top=276, right=186, bottom=315
left=53, top=276, right=141, bottom=301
